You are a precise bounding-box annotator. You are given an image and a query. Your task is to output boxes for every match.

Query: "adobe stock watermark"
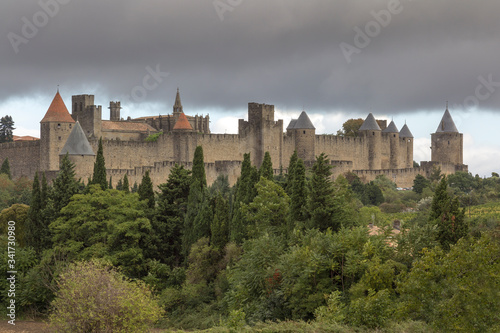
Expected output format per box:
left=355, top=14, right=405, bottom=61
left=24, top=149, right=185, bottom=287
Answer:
left=124, top=64, right=169, bottom=103
left=7, top=0, right=72, bottom=54
left=340, top=0, right=412, bottom=64
left=213, top=0, right=244, bottom=21
left=450, top=73, right=500, bottom=127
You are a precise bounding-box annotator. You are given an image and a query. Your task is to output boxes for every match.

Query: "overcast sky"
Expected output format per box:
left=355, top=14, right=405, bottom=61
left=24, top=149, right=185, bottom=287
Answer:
left=2, top=0, right=500, bottom=176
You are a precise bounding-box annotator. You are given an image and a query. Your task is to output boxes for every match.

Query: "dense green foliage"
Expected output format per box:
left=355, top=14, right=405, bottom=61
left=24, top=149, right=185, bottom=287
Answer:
left=1, top=145, right=500, bottom=332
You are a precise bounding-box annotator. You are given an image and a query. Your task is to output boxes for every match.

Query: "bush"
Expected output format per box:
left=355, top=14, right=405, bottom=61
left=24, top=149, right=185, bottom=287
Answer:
left=49, top=260, right=163, bottom=333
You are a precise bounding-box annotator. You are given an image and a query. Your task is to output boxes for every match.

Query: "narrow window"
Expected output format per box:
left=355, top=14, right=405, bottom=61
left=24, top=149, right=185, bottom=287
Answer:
left=303, top=130, right=306, bottom=134
left=58, top=136, right=62, bottom=141
left=57, top=123, right=61, bottom=128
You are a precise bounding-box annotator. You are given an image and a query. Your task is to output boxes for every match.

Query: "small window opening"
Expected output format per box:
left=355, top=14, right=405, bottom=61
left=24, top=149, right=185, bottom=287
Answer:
left=57, top=123, right=61, bottom=128
left=303, top=130, right=306, bottom=134
left=58, top=136, right=62, bottom=141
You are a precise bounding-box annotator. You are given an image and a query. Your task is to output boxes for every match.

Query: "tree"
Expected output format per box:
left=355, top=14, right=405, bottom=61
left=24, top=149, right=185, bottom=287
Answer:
left=0, top=158, right=11, bottom=179
left=308, top=153, right=336, bottom=231
left=49, top=261, right=163, bottom=333
left=138, top=170, right=155, bottom=210
left=231, top=153, right=258, bottom=243
left=25, top=173, right=51, bottom=253
left=289, top=158, right=307, bottom=224
left=337, top=118, right=364, bottom=137
left=428, top=165, right=442, bottom=182
left=50, top=185, right=153, bottom=277
left=192, top=146, right=207, bottom=189
left=153, top=165, right=191, bottom=266
left=0, top=115, right=15, bottom=143
left=413, top=174, right=429, bottom=194
left=91, top=138, right=107, bottom=190
left=259, top=151, right=274, bottom=181
left=210, top=193, right=230, bottom=250
left=429, top=177, right=468, bottom=250
left=53, top=154, right=80, bottom=213
left=362, top=181, right=384, bottom=206
left=122, top=174, right=130, bottom=193
left=285, top=151, right=298, bottom=196
left=243, top=177, right=290, bottom=237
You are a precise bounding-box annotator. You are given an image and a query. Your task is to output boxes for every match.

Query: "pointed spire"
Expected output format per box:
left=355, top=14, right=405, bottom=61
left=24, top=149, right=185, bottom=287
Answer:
left=382, top=120, right=399, bottom=133
left=173, top=112, right=193, bottom=131
left=173, top=88, right=183, bottom=114
left=293, top=111, right=315, bottom=129
left=41, top=91, right=75, bottom=123
left=436, top=108, right=458, bottom=133
left=60, top=121, right=95, bottom=156
left=359, top=113, right=381, bottom=131
left=399, top=123, right=414, bottom=138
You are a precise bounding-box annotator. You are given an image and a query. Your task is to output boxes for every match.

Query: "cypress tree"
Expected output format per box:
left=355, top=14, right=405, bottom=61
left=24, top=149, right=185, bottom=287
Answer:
left=192, top=146, right=206, bottom=188
left=155, top=164, right=191, bottom=266
left=53, top=154, right=80, bottom=213
left=26, top=173, right=52, bottom=253
left=108, top=176, right=113, bottom=190
left=116, top=179, right=123, bottom=191
left=123, top=174, right=130, bottom=193
left=211, top=193, right=229, bottom=250
left=0, top=158, right=11, bottom=179
left=290, top=158, right=308, bottom=224
left=138, top=170, right=155, bottom=209
left=91, top=137, right=107, bottom=190
left=285, top=151, right=298, bottom=196
left=430, top=177, right=468, bottom=250
left=132, top=182, right=138, bottom=193
left=308, top=153, right=335, bottom=231
left=259, top=151, right=273, bottom=181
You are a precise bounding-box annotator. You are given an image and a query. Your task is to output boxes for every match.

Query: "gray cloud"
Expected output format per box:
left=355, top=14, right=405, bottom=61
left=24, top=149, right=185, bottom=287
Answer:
left=2, top=0, right=500, bottom=114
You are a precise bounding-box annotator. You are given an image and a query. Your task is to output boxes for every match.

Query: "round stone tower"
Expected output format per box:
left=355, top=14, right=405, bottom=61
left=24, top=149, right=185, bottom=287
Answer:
left=431, top=107, right=463, bottom=165
left=292, top=111, right=316, bottom=162
left=382, top=120, right=400, bottom=169
left=40, top=91, right=76, bottom=171
left=359, top=113, right=382, bottom=170
left=399, top=123, right=414, bottom=168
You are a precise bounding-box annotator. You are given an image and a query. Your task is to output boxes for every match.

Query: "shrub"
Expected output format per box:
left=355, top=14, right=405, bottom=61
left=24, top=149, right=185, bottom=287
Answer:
left=49, top=260, right=163, bottom=333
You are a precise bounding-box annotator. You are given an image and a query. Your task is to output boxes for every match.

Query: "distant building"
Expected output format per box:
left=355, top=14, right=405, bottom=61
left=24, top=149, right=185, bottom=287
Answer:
left=0, top=89, right=467, bottom=187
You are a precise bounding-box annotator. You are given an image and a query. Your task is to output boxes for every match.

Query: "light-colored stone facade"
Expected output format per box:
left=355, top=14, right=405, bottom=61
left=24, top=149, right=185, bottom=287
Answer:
left=0, top=90, right=467, bottom=188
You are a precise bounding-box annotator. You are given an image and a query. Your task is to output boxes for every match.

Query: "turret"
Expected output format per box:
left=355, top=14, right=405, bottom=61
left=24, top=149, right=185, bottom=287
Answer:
left=289, top=111, right=316, bottom=162
left=399, top=123, right=414, bottom=168
left=172, top=112, right=194, bottom=163
left=109, top=101, right=121, bottom=121
left=60, top=121, right=96, bottom=180
left=382, top=120, right=399, bottom=169
left=431, top=106, right=463, bottom=165
left=40, top=91, right=76, bottom=170
left=173, top=88, right=183, bottom=118
left=359, top=113, right=382, bottom=170
left=71, top=94, right=102, bottom=138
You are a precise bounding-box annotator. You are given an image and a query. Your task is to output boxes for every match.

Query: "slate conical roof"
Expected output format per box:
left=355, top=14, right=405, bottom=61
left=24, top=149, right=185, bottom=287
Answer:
left=382, top=120, right=399, bottom=133
left=173, top=112, right=193, bottom=131
left=41, top=91, right=75, bottom=123
left=399, top=124, right=414, bottom=138
left=286, top=119, right=297, bottom=130
left=60, top=121, right=95, bottom=156
left=359, top=113, right=381, bottom=131
left=293, top=111, right=315, bottom=129
left=436, top=109, right=458, bottom=133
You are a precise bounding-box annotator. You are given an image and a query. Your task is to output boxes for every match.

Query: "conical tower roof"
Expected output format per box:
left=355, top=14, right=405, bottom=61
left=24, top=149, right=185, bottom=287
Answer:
left=399, top=124, right=414, bottom=138
left=436, top=108, right=458, bottom=133
left=41, top=91, right=75, bottom=123
left=286, top=119, right=297, bottom=130
left=382, top=120, right=399, bottom=133
left=173, top=88, right=183, bottom=113
left=60, top=121, right=95, bottom=156
left=173, top=112, right=193, bottom=131
left=359, top=113, right=381, bottom=131
left=293, top=111, right=315, bottom=129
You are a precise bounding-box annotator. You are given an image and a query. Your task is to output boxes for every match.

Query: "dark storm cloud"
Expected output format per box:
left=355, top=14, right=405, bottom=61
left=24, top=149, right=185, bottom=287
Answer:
left=2, top=0, right=500, bottom=114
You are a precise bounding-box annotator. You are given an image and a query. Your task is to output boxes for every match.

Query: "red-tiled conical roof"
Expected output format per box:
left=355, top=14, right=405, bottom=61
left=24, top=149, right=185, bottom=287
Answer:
left=41, top=91, right=75, bottom=123
left=173, top=112, right=193, bottom=131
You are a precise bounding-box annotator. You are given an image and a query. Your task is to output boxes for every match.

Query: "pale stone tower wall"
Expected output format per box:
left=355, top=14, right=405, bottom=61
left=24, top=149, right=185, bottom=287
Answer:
left=72, top=95, right=102, bottom=138
left=109, top=101, right=121, bottom=121
left=431, top=132, right=463, bottom=164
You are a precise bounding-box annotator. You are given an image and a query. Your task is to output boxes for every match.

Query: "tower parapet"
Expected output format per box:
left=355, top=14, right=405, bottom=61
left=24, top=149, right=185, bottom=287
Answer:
left=109, top=101, right=121, bottom=121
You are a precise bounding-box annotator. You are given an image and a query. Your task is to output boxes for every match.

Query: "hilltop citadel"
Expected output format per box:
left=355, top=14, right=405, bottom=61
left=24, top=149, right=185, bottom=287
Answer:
left=1, top=89, right=467, bottom=187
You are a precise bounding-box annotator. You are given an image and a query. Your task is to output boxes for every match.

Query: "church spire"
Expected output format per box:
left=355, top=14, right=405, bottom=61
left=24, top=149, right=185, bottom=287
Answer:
left=173, top=88, right=183, bottom=114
